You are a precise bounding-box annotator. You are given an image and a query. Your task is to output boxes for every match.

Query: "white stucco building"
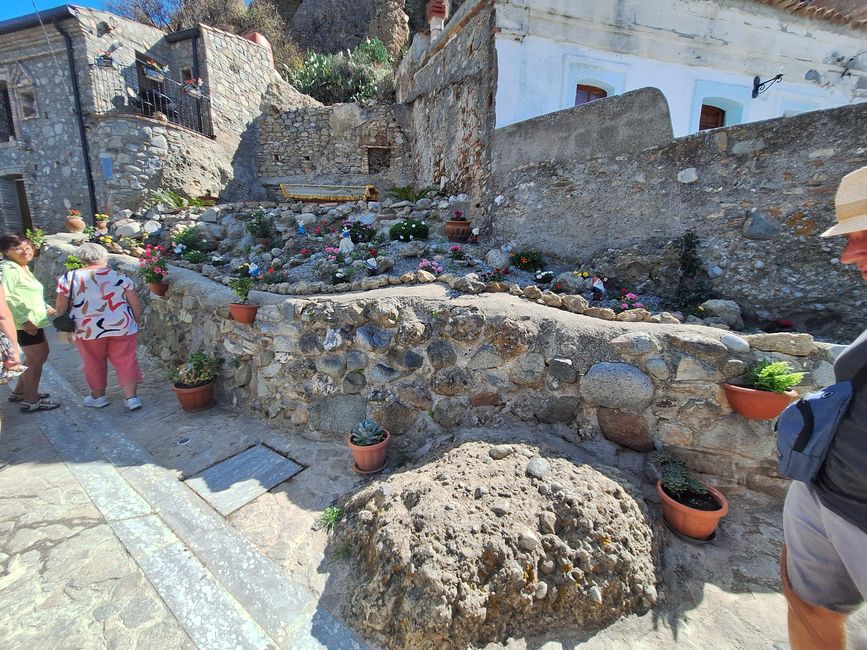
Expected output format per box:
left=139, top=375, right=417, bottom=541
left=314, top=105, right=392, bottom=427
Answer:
left=493, top=0, right=867, bottom=135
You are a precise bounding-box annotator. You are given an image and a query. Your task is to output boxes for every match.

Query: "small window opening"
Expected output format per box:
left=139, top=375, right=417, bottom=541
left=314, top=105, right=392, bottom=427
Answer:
left=367, top=146, right=391, bottom=173
left=575, top=84, right=607, bottom=106
left=17, top=90, right=36, bottom=119
left=0, top=83, right=15, bottom=139
left=181, top=67, right=194, bottom=82
left=699, top=104, right=726, bottom=131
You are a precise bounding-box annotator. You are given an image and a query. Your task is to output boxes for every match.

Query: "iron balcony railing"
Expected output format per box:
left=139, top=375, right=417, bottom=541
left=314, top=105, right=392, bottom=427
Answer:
left=90, top=63, right=214, bottom=138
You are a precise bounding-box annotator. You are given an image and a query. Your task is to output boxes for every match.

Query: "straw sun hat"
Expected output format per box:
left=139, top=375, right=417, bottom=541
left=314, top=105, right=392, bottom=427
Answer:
left=822, top=165, right=867, bottom=237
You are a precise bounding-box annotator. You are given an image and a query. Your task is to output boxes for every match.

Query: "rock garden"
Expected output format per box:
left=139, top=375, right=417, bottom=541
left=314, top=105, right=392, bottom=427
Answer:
left=79, top=191, right=755, bottom=331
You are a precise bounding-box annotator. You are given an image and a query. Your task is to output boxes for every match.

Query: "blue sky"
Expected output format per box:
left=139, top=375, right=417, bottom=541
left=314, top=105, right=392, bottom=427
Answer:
left=0, top=1, right=108, bottom=22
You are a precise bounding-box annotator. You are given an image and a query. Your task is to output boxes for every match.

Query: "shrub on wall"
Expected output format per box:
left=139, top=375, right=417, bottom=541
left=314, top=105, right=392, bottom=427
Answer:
left=287, top=39, right=395, bottom=105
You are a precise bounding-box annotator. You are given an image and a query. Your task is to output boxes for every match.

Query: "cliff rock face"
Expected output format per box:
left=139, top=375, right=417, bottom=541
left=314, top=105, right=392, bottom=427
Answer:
left=334, top=441, right=660, bottom=649
left=291, top=0, right=408, bottom=57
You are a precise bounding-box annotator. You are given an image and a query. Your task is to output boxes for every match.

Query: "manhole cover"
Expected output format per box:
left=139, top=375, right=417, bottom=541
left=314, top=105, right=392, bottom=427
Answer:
left=184, top=445, right=302, bottom=516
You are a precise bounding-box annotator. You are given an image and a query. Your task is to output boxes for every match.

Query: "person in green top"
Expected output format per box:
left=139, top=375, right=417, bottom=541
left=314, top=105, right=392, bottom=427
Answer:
left=0, top=233, right=59, bottom=412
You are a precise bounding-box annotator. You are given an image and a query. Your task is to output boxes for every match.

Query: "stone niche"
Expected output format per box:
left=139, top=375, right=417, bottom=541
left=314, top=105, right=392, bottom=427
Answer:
left=35, top=241, right=839, bottom=496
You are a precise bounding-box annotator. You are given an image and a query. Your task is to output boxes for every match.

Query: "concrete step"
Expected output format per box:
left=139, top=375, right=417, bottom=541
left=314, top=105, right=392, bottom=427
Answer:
left=35, top=363, right=367, bottom=650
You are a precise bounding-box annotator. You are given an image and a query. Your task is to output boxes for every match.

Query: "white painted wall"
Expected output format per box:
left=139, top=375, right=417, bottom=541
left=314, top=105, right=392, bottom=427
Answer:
left=494, top=0, right=867, bottom=135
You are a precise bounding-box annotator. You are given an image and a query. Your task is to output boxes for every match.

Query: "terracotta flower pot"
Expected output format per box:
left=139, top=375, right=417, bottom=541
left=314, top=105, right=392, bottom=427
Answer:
left=444, top=219, right=472, bottom=242
left=173, top=380, right=215, bottom=412
left=66, top=217, right=86, bottom=233
left=148, top=281, right=169, bottom=297
left=348, top=429, right=391, bottom=473
left=229, top=303, right=258, bottom=324
left=722, top=383, right=797, bottom=420
left=656, top=480, right=729, bottom=541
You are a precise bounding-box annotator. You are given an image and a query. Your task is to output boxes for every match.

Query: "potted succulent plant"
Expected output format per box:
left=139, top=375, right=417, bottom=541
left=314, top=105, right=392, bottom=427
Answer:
left=170, top=352, right=222, bottom=411
left=348, top=418, right=390, bottom=474
left=722, top=359, right=804, bottom=420
left=444, top=210, right=472, bottom=243
left=652, top=452, right=728, bottom=541
left=65, top=209, right=86, bottom=233
left=227, top=277, right=258, bottom=324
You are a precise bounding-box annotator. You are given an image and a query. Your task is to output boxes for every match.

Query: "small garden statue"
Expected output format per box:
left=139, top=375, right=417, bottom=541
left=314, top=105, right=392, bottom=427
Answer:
left=339, top=228, right=355, bottom=255
left=590, top=275, right=607, bottom=300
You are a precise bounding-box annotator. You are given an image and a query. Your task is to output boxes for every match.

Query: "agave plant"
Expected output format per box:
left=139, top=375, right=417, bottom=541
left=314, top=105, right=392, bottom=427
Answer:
left=350, top=418, right=386, bottom=446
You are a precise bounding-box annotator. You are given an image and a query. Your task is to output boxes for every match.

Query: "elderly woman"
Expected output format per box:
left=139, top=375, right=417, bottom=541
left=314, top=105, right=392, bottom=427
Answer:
left=0, top=233, right=58, bottom=412
left=55, top=243, right=144, bottom=410
left=782, top=165, right=867, bottom=649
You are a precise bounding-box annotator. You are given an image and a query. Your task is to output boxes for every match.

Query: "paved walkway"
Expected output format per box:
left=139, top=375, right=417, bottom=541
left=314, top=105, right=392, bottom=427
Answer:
left=0, top=332, right=366, bottom=650
left=2, top=333, right=866, bottom=649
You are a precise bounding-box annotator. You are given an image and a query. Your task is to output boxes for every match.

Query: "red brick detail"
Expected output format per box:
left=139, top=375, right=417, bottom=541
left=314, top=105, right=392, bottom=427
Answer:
left=470, top=392, right=503, bottom=407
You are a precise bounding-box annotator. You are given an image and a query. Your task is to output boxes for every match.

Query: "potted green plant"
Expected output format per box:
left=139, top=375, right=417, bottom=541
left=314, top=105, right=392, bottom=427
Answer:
left=170, top=352, right=222, bottom=411
left=444, top=210, right=472, bottom=242
left=722, top=359, right=804, bottom=420
left=348, top=418, right=390, bottom=474
left=227, top=277, right=258, bottom=324
left=652, top=452, right=728, bottom=541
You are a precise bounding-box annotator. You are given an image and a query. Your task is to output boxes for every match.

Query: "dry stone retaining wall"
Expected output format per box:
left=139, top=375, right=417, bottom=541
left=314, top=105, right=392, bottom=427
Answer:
left=36, top=240, right=842, bottom=496
left=490, top=101, right=867, bottom=341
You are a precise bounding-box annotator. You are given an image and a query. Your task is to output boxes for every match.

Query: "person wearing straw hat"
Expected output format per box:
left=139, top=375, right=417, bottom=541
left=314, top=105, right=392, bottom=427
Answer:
left=781, top=165, right=867, bottom=649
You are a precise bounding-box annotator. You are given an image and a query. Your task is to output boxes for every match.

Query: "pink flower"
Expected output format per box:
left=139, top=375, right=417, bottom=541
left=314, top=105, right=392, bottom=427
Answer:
left=634, top=302, right=644, bottom=309
left=621, top=303, right=628, bottom=309
left=626, top=292, right=638, bottom=301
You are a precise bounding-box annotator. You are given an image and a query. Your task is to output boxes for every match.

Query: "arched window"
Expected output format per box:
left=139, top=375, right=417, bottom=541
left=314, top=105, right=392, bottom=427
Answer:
left=575, top=84, right=607, bottom=107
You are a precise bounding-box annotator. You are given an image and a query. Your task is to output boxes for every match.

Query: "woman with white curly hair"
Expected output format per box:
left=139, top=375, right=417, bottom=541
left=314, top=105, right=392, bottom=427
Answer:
left=55, top=243, right=144, bottom=410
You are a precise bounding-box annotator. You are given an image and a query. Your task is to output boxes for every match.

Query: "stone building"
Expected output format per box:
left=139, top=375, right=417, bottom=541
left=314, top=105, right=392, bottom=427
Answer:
left=0, top=4, right=308, bottom=233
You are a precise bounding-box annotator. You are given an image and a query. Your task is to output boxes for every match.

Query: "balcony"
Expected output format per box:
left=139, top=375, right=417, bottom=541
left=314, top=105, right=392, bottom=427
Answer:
left=91, top=63, right=214, bottom=138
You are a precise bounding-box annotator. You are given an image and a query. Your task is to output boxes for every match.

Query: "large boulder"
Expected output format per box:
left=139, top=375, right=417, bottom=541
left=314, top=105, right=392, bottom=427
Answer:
left=291, top=0, right=410, bottom=57
left=334, top=442, right=659, bottom=649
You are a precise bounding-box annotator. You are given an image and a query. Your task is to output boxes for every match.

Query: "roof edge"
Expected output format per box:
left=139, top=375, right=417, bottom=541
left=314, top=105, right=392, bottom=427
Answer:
left=0, top=4, right=77, bottom=37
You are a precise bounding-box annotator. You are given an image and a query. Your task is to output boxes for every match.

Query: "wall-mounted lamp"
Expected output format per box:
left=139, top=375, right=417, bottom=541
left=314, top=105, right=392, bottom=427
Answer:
left=752, top=74, right=784, bottom=98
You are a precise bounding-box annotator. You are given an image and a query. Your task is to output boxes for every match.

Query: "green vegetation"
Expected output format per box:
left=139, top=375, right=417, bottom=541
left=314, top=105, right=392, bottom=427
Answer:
left=25, top=228, right=45, bottom=249
left=650, top=451, right=708, bottom=499
left=388, top=185, right=437, bottom=202
left=172, top=226, right=208, bottom=252
left=389, top=219, right=429, bottom=242
left=182, top=250, right=207, bottom=264
left=170, top=353, right=222, bottom=388
left=745, top=360, right=805, bottom=394
left=510, top=250, right=544, bottom=272
left=227, top=277, right=254, bottom=303
left=246, top=209, right=274, bottom=240
left=63, top=254, right=85, bottom=271
left=673, top=230, right=713, bottom=310
left=350, top=418, right=386, bottom=446
left=287, top=39, right=394, bottom=105
left=319, top=506, right=343, bottom=534
left=347, top=220, right=376, bottom=244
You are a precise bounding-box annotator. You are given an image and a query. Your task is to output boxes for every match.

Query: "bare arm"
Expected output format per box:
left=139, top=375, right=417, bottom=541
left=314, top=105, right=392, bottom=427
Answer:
left=55, top=293, right=69, bottom=316
left=0, top=285, right=21, bottom=367
left=125, top=289, right=142, bottom=323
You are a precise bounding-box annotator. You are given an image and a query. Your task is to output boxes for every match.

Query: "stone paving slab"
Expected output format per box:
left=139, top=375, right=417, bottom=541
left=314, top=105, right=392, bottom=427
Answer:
left=36, top=363, right=368, bottom=650
left=185, top=445, right=303, bottom=516
left=0, top=394, right=195, bottom=650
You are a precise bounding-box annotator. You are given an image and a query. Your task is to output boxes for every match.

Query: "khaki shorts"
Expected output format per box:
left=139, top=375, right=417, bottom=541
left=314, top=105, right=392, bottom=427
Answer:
left=783, top=480, right=867, bottom=613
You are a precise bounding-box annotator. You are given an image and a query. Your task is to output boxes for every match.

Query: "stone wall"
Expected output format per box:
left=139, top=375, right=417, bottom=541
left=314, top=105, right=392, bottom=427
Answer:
left=36, top=237, right=842, bottom=497
left=256, top=104, right=412, bottom=190
left=492, top=88, right=674, bottom=181
left=396, top=0, right=497, bottom=214
left=0, top=17, right=94, bottom=230
left=90, top=115, right=233, bottom=211
left=490, top=101, right=867, bottom=341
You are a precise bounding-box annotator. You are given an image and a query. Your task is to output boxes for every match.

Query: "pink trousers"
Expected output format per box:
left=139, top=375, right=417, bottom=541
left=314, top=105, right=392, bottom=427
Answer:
left=75, top=334, right=143, bottom=392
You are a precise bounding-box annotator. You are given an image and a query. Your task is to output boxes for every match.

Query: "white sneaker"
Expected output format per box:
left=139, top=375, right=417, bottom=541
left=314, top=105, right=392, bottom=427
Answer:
left=124, top=396, right=143, bottom=411
left=83, top=395, right=110, bottom=408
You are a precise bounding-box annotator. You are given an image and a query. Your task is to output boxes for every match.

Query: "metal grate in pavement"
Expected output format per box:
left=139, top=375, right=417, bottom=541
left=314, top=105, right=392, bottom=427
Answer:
left=184, top=445, right=302, bottom=516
